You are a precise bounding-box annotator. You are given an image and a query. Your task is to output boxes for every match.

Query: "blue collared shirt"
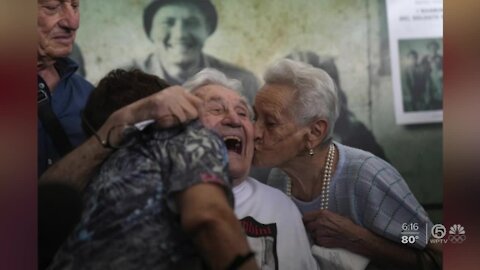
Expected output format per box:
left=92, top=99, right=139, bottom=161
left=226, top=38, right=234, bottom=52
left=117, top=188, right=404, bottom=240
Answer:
left=38, top=57, right=93, bottom=177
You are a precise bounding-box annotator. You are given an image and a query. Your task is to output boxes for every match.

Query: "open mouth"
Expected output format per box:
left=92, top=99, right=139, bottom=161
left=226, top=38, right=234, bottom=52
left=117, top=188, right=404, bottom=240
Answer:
left=223, top=136, right=242, bottom=155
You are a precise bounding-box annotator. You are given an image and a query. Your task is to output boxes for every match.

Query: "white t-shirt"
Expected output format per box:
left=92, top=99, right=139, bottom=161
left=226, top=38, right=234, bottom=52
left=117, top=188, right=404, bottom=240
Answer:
left=233, top=177, right=319, bottom=270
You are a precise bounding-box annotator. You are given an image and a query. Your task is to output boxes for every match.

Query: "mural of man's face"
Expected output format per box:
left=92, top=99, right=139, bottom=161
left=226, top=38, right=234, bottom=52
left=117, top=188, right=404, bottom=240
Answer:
left=150, top=2, right=210, bottom=67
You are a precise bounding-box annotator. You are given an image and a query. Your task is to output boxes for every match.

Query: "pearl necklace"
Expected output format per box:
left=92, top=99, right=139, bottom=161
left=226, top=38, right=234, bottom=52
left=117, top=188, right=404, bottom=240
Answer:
left=286, top=143, right=335, bottom=210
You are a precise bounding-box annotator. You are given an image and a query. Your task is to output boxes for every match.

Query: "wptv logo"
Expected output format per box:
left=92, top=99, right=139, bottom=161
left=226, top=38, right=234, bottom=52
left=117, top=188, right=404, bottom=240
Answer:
left=430, top=224, right=467, bottom=244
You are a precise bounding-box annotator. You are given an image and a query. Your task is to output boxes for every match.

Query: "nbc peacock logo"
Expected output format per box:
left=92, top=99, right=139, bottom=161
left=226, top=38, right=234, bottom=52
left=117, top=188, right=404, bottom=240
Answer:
left=448, top=224, right=466, bottom=244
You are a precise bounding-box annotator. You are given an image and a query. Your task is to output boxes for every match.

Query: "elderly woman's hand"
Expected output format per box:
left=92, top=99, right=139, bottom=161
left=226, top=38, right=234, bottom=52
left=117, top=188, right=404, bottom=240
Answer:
left=128, top=85, right=203, bottom=128
left=98, top=86, right=203, bottom=147
left=144, top=86, right=203, bottom=128
left=303, top=209, right=369, bottom=254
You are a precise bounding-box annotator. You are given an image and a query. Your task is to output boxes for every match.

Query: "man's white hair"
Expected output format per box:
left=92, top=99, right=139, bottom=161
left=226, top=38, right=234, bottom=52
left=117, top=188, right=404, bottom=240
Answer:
left=183, top=68, right=253, bottom=118
left=263, top=58, right=339, bottom=141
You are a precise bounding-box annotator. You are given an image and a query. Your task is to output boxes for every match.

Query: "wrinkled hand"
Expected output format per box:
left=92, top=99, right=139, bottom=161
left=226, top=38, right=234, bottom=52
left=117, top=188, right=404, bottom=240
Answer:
left=141, top=85, right=203, bottom=127
left=303, top=209, right=366, bottom=251
left=98, top=86, right=203, bottom=147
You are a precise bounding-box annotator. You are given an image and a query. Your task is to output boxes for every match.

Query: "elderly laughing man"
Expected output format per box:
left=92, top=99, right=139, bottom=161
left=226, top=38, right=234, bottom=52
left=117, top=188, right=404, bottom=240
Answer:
left=49, top=68, right=318, bottom=270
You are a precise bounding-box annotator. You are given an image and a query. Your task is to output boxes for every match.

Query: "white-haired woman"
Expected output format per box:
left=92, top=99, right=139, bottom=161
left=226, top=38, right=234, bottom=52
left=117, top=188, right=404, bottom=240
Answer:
left=253, top=58, right=441, bottom=269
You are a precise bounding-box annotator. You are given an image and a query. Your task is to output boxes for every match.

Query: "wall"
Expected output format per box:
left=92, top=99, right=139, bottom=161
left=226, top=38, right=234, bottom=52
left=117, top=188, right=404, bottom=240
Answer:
left=76, top=0, right=442, bottom=222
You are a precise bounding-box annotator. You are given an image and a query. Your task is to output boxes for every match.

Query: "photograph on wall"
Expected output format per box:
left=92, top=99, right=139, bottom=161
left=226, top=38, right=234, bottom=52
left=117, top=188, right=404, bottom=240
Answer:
left=398, top=38, right=443, bottom=112
left=386, top=0, right=443, bottom=124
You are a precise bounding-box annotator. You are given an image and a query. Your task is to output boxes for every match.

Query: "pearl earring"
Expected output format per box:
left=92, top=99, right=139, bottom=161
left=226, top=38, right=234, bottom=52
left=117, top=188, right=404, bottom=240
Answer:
left=309, top=148, right=315, bottom=156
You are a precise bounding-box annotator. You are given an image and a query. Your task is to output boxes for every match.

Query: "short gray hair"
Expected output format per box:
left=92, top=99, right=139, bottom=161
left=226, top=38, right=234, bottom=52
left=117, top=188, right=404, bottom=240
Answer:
left=183, top=68, right=253, bottom=118
left=263, top=58, right=339, bottom=141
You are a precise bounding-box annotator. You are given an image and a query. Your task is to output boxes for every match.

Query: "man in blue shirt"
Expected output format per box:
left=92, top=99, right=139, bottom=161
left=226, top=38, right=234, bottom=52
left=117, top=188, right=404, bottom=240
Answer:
left=37, top=0, right=93, bottom=176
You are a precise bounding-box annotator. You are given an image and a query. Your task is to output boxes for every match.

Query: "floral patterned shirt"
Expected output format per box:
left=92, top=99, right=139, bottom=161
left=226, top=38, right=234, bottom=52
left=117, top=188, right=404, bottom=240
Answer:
left=49, top=120, right=232, bottom=270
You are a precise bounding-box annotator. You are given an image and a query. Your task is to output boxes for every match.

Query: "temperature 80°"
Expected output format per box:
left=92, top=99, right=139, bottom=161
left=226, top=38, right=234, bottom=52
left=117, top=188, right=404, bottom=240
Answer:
left=401, top=235, right=419, bottom=244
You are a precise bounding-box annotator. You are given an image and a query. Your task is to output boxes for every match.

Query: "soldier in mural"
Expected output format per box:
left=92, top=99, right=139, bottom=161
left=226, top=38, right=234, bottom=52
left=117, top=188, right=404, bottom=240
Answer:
left=136, top=0, right=259, bottom=104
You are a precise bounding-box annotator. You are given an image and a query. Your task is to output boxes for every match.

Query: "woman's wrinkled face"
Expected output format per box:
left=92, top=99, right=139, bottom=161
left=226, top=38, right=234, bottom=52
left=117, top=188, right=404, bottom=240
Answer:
left=253, top=83, right=308, bottom=167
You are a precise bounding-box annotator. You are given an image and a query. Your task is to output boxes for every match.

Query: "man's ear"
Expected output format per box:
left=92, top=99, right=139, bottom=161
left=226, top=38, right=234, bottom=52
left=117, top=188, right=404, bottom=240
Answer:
left=305, top=119, right=328, bottom=148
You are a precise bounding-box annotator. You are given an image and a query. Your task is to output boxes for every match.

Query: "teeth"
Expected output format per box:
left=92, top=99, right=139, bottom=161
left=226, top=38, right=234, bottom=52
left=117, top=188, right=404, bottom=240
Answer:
left=223, top=136, right=243, bottom=154
left=223, top=135, right=241, bottom=142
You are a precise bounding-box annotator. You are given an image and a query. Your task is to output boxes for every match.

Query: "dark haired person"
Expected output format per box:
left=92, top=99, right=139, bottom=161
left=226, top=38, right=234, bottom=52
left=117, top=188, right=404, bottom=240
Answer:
left=49, top=69, right=258, bottom=270
left=137, top=0, right=259, bottom=104
left=37, top=1, right=204, bottom=268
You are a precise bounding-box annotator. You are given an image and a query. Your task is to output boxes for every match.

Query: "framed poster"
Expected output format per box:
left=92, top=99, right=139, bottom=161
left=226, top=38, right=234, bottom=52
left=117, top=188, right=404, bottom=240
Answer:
left=386, top=0, right=443, bottom=124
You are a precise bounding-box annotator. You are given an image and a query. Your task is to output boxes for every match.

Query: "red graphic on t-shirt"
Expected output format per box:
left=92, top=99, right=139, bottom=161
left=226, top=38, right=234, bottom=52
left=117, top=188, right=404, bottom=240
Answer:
left=240, top=216, right=278, bottom=270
